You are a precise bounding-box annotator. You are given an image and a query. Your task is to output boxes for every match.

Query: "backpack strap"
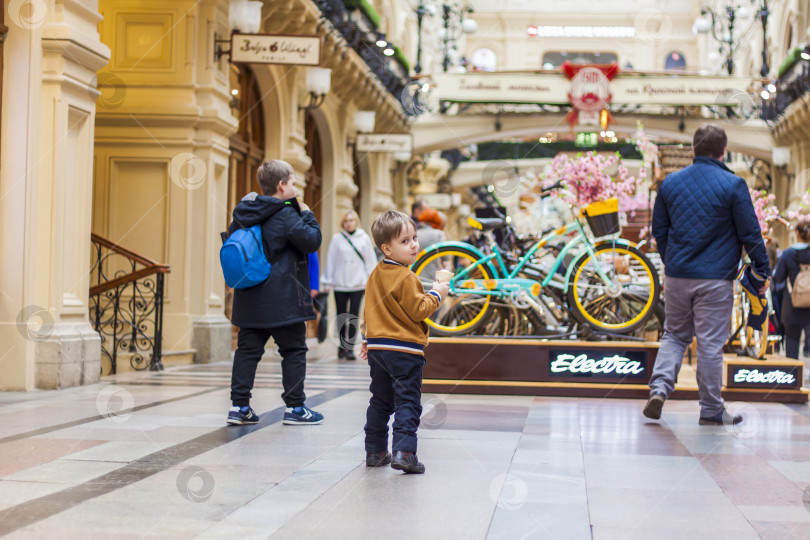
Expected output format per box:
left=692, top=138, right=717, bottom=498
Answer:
left=341, top=232, right=366, bottom=265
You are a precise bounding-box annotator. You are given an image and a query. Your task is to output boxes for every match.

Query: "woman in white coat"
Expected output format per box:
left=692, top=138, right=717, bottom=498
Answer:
left=321, top=210, right=377, bottom=360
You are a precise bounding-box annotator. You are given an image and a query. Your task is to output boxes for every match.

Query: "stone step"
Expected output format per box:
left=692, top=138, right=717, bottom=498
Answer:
left=102, top=349, right=196, bottom=375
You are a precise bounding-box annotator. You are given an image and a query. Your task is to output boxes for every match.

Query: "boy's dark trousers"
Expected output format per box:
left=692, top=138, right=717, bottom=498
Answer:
left=230, top=323, right=307, bottom=407
left=364, top=349, right=425, bottom=453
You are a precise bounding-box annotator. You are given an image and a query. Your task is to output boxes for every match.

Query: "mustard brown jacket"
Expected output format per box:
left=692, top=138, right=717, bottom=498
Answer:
left=362, top=259, right=441, bottom=356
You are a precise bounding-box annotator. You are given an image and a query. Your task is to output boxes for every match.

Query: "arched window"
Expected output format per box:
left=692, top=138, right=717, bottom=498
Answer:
left=471, top=48, right=497, bottom=72
left=664, top=51, right=686, bottom=72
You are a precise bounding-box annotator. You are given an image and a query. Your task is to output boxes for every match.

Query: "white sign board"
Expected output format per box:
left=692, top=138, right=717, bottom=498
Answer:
left=431, top=72, right=754, bottom=107
left=356, top=134, right=413, bottom=153
left=230, top=34, right=321, bottom=65
left=431, top=73, right=569, bottom=104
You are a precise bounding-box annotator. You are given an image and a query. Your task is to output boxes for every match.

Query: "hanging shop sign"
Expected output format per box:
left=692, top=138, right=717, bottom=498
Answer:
left=230, top=34, right=321, bottom=65
left=430, top=72, right=755, bottom=107
left=356, top=134, right=413, bottom=153
left=726, top=363, right=802, bottom=390
left=547, top=348, right=649, bottom=382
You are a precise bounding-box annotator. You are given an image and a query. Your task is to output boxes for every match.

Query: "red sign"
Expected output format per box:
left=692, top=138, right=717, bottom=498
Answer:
left=563, top=62, right=618, bottom=128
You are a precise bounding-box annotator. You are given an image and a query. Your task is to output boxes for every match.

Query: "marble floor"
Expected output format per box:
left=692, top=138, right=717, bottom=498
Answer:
left=1, top=346, right=809, bottom=539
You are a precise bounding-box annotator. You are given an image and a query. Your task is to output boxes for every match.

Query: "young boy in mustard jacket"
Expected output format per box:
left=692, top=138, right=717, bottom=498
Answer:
left=359, top=210, right=449, bottom=474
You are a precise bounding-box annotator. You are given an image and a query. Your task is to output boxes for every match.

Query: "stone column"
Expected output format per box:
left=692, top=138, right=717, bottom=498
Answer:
left=0, top=0, right=110, bottom=390
left=188, top=0, right=239, bottom=363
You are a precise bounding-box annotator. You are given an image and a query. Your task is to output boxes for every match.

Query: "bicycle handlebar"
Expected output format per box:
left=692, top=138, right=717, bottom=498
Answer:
left=540, top=181, right=563, bottom=196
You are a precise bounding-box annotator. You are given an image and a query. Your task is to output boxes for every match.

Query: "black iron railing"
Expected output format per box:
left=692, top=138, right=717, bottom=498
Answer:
left=761, top=59, right=809, bottom=121
left=89, top=234, right=170, bottom=375
left=316, top=0, right=411, bottom=112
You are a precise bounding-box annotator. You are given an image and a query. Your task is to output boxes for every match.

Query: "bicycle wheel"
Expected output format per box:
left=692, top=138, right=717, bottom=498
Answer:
left=566, top=241, right=661, bottom=334
left=411, top=245, right=494, bottom=336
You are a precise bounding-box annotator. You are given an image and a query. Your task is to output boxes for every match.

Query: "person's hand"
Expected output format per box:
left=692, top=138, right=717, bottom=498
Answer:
left=359, top=342, right=368, bottom=361
left=432, top=280, right=450, bottom=299
left=300, top=202, right=311, bottom=212
left=758, top=279, right=771, bottom=296
left=311, top=290, right=318, bottom=298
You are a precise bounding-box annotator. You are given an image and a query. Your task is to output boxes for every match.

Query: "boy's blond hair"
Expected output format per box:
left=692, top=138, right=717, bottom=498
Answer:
left=371, top=210, right=415, bottom=249
left=257, top=160, right=294, bottom=196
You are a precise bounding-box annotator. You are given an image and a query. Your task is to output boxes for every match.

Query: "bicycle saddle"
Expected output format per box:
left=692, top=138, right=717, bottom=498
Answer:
left=470, top=217, right=506, bottom=230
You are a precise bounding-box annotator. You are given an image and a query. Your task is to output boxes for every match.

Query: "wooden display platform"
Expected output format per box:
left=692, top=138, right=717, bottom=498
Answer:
left=423, top=337, right=808, bottom=403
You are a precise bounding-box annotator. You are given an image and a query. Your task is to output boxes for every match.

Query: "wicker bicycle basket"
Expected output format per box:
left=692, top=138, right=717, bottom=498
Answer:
left=580, top=198, right=620, bottom=238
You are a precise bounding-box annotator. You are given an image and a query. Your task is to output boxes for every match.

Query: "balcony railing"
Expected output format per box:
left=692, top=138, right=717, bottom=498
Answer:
left=89, top=234, right=170, bottom=375
left=761, top=58, right=809, bottom=121
left=316, top=0, right=411, bottom=113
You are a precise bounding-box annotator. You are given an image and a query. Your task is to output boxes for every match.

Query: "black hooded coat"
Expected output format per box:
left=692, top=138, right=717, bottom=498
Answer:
left=228, top=195, right=321, bottom=328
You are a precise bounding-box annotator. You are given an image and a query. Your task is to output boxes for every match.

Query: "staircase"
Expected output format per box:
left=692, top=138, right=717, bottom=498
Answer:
left=88, top=233, right=172, bottom=375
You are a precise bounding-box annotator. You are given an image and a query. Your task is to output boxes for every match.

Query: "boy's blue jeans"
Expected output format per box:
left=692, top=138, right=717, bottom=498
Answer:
left=364, top=349, right=425, bottom=454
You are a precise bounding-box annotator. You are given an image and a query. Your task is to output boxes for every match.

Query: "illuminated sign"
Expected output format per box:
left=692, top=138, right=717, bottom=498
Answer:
left=727, top=365, right=801, bottom=390
left=548, top=349, right=649, bottom=381
left=528, top=26, right=636, bottom=39
left=575, top=132, right=598, bottom=147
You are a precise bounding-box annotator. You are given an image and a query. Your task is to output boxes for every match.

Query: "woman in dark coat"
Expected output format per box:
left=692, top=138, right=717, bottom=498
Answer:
left=773, top=222, right=810, bottom=359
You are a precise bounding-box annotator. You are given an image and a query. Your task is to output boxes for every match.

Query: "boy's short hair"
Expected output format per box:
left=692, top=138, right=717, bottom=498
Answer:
left=257, top=160, right=294, bottom=195
left=371, top=210, right=415, bottom=249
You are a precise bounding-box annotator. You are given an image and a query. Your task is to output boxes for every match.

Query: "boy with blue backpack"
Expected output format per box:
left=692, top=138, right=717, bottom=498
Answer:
left=223, top=160, right=324, bottom=426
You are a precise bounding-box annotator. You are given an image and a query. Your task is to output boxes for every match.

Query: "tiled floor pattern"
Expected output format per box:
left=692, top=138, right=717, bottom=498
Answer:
left=0, top=352, right=808, bottom=538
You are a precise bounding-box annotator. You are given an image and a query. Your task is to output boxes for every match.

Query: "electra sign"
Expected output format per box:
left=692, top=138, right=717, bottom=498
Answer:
left=727, top=364, right=802, bottom=390
left=548, top=349, right=649, bottom=381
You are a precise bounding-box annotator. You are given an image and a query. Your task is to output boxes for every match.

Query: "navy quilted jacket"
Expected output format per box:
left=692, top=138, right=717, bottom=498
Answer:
left=652, top=156, right=770, bottom=280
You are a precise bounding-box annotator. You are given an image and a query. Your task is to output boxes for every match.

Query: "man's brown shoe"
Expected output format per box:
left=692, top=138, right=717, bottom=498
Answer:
left=391, top=451, right=425, bottom=474
left=643, top=393, right=666, bottom=420
left=366, top=450, right=392, bottom=467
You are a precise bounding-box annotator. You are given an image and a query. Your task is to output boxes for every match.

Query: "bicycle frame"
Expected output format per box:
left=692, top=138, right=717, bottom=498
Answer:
left=440, top=217, right=615, bottom=298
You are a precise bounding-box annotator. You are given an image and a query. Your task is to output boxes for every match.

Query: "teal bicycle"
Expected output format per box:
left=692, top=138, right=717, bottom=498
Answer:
left=411, top=192, right=661, bottom=337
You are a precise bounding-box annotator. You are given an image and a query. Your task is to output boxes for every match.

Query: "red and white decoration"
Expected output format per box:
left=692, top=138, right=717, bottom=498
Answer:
left=562, top=62, right=618, bottom=128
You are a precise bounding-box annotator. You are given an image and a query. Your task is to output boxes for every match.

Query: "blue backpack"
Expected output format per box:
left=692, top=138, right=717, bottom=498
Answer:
left=220, top=223, right=271, bottom=289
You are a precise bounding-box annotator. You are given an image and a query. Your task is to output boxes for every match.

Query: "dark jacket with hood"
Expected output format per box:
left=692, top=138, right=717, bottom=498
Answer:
left=228, top=193, right=321, bottom=328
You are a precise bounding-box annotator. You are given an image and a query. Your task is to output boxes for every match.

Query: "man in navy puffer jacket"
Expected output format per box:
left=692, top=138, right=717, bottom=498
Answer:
left=644, top=124, right=770, bottom=426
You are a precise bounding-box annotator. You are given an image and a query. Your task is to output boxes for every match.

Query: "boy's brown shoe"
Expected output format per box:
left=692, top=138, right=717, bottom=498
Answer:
left=391, top=451, right=425, bottom=474
left=365, top=450, right=392, bottom=467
